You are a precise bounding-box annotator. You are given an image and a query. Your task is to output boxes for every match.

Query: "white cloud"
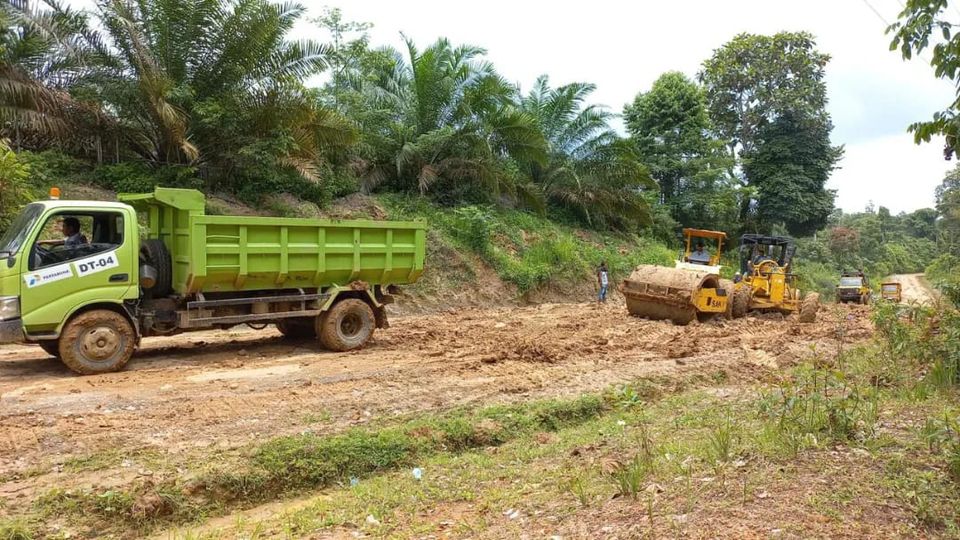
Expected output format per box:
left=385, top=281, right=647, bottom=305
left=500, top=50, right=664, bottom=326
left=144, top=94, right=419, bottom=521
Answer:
left=829, top=133, right=950, bottom=213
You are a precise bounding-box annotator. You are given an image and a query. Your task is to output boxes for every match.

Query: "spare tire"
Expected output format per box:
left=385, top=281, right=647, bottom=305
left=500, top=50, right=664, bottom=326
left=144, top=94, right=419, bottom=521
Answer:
left=140, top=239, right=172, bottom=296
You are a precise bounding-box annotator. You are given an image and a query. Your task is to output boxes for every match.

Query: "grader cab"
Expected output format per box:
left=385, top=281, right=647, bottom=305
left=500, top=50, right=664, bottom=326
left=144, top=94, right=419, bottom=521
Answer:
left=732, top=234, right=819, bottom=322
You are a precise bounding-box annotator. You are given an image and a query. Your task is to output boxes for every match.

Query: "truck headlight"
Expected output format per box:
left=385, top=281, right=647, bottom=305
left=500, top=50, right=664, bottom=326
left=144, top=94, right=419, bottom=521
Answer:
left=0, top=296, right=20, bottom=321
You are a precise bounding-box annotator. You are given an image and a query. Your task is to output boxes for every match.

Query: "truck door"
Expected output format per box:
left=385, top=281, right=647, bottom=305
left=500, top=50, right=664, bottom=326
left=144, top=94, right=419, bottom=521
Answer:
left=19, top=207, right=138, bottom=336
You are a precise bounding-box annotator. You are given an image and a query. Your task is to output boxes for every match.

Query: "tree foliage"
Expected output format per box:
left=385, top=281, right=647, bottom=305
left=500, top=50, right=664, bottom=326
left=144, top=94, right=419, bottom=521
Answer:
left=698, top=32, right=839, bottom=234
left=3, top=0, right=355, bottom=193
left=741, top=112, right=840, bottom=235
left=0, top=139, right=33, bottom=230
left=699, top=32, right=830, bottom=156
left=338, top=37, right=546, bottom=206
left=624, top=71, right=737, bottom=232
left=520, top=76, right=655, bottom=229
left=888, top=0, right=960, bottom=157
left=936, top=164, right=960, bottom=253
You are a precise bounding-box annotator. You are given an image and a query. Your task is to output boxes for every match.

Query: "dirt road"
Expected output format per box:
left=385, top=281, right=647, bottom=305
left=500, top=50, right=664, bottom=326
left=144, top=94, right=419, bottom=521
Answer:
left=886, top=273, right=939, bottom=304
left=0, top=301, right=872, bottom=514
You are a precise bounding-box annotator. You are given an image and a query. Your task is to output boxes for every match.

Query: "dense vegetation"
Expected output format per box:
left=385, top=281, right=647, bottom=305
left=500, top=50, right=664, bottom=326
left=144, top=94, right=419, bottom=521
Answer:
left=0, top=0, right=951, bottom=296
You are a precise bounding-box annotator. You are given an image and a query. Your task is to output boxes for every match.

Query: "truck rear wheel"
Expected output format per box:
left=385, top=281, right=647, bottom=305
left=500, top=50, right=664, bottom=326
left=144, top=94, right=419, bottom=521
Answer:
left=59, top=310, right=136, bottom=375
left=277, top=318, right=317, bottom=340
left=140, top=239, right=172, bottom=296
left=38, top=340, right=60, bottom=358
left=317, top=299, right=375, bottom=352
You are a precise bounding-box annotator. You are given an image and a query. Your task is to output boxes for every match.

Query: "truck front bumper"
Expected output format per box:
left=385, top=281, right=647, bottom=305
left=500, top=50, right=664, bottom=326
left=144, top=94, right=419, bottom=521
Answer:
left=836, top=291, right=862, bottom=302
left=0, top=318, right=24, bottom=344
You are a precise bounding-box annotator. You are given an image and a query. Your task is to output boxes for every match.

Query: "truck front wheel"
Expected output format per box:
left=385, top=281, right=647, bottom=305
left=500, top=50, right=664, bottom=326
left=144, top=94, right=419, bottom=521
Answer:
left=317, top=299, right=375, bottom=352
left=59, top=310, right=137, bottom=375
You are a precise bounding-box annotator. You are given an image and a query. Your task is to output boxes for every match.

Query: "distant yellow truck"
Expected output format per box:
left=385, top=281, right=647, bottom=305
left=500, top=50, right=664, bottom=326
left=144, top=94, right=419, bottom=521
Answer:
left=880, top=282, right=902, bottom=303
left=836, top=273, right=872, bottom=304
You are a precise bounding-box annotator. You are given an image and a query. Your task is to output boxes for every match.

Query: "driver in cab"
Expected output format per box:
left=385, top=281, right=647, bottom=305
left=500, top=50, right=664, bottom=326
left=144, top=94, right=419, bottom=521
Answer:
left=39, top=217, right=88, bottom=248
left=687, top=242, right=711, bottom=265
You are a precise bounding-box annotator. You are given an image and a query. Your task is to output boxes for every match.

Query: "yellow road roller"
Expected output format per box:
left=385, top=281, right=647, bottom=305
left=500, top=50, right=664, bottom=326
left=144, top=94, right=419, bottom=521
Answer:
left=620, top=229, right=732, bottom=325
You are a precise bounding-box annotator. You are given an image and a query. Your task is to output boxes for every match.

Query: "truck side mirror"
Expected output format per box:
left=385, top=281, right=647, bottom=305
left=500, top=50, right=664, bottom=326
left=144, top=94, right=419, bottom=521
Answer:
left=5, top=256, right=14, bottom=268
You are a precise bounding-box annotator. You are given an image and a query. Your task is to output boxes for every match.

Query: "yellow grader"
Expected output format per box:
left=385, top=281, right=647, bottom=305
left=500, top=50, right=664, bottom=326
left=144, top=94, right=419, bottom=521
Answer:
left=732, top=234, right=820, bottom=322
left=619, top=231, right=820, bottom=324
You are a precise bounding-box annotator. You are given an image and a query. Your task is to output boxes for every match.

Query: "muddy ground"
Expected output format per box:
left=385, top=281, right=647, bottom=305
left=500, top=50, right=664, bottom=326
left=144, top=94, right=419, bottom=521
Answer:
left=0, top=300, right=873, bottom=517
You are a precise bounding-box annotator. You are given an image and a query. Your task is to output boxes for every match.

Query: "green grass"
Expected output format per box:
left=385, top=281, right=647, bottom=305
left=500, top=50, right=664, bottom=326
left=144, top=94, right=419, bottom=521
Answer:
left=20, top=392, right=613, bottom=537
left=0, top=519, right=35, bottom=540
left=381, top=194, right=674, bottom=293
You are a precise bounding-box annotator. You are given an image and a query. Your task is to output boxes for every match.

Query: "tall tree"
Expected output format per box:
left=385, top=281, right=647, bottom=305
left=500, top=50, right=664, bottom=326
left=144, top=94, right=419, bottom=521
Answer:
left=699, top=32, right=830, bottom=157
left=741, top=112, right=839, bottom=235
left=623, top=71, right=737, bottom=231
left=7, top=0, right=354, bottom=189
left=519, top=75, right=655, bottom=230
left=699, top=32, right=839, bottom=233
left=0, top=1, right=111, bottom=153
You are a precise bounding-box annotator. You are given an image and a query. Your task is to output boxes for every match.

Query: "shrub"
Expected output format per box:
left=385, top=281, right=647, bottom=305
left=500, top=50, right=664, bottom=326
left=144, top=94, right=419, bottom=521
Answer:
left=0, top=143, right=35, bottom=233
left=758, top=360, right=879, bottom=454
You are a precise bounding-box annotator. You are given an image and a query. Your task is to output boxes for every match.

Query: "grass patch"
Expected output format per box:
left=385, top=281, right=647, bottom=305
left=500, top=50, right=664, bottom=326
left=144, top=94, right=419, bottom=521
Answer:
left=0, top=519, right=36, bottom=540
left=22, top=392, right=611, bottom=537
left=381, top=194, right=674, bottom=293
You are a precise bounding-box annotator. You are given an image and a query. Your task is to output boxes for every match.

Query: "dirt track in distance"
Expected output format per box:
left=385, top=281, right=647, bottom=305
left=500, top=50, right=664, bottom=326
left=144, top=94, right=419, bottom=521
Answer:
left=885, top=273, right=939, bottom=304
left=0, top=301, right=873, bottom=513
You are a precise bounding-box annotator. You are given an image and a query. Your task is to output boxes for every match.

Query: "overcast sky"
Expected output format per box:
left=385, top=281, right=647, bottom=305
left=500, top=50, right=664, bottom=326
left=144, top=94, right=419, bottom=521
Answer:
left=288, top=0, right=955, bottom=214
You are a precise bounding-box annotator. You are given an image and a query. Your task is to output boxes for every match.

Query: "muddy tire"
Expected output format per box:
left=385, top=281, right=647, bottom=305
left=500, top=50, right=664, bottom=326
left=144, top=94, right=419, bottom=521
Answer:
left=59, top=310, right=137, bottom=375
left=140, top=239, right=172, bottom=296
left=317, top=299, right=375, bottom=352
left=720, top=279, right=735, bottom=319
left=277, top=318, right=317, bottom=340
left=38, top=340, right=60, bottom=358
left=731, top=286, right=752, bottom=319
left=799, top=293, right=820, bottom=324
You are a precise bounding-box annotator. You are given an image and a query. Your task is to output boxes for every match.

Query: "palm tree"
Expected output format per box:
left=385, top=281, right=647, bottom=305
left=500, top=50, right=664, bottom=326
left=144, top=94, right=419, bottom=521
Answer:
left=6, top=0, right=354, bottom=185
left=519, top=75, right=656, bottom=230
left=346, top=36, right=546, bottom=206
left=0, top=0, right=111, bottom=152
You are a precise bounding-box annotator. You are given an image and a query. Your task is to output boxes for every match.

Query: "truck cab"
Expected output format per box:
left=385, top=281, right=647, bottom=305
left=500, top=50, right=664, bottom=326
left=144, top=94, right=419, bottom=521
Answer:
left=0, top=196, right=140, bottom=347
left=836, top=273, right=871, bottom=304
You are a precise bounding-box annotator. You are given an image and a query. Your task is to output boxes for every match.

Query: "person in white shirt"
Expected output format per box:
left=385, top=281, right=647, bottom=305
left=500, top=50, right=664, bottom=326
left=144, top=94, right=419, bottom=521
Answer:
left=597, top=262, right=609, bottom=303
left=688, top=242, right=711, bottom=264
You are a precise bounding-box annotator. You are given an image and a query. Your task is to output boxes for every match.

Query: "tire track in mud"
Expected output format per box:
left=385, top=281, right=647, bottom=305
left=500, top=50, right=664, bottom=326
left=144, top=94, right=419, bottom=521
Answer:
left=0, top=301, right=873, bottom=510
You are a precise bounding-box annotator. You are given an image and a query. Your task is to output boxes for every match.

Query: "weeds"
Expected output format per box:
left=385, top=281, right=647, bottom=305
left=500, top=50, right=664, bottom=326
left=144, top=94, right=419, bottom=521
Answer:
left=567, top=475, right=590, bottom=507
left=608, top=453, right=654, bottom=499
left=921, top=411, right=960, bottom=482
left=759, top=357, right=879, bottom=456
left=0, top=519, right=34, bottom=540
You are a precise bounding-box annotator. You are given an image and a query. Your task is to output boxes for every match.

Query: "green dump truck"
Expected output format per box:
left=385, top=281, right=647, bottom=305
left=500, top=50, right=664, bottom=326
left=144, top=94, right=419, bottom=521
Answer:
left=0, top=188, right=426, bottom=374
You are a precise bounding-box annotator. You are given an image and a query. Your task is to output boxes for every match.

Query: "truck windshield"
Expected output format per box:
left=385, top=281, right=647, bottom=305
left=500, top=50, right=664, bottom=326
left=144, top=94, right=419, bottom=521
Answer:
left=0, top=203, right=43, bottom=257
left=839, top=277, right=862, bottom=287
